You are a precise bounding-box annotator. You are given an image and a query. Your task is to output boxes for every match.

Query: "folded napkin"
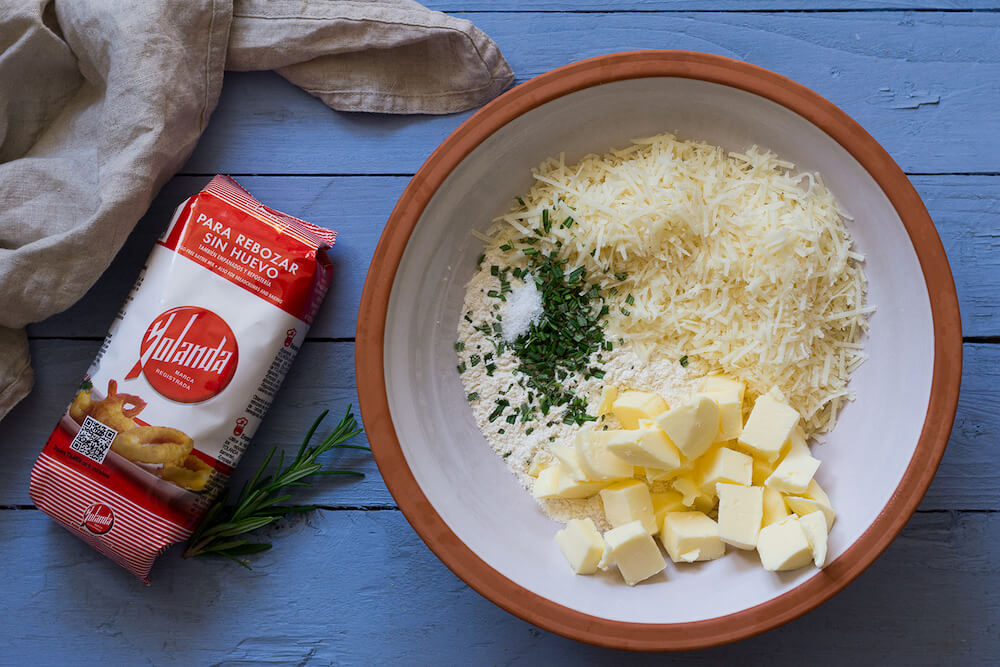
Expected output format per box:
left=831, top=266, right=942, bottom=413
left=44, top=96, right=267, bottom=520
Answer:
left=0, top=0, right=513, bottom=420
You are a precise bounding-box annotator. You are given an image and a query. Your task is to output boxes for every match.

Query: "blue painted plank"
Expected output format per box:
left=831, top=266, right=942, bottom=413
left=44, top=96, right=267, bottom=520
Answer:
left=430, top=2, right=1000, bottom=8
left=2, top=339, right=996, bottom=510
left=26, top=175, right=1000, bottom=340
left=0, top=509, right=995, bottom=664
left=186, top=12, right=1000, bottom=175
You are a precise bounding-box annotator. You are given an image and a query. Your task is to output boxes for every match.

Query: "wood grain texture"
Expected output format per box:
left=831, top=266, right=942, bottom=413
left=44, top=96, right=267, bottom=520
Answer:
left=186, top=12, right=1000, bottom=175
left=0, top=509, right=995, bottom=665
left=26, top=175, right=1000, bottom=340
left=428, top=2, right=1000, bottom=9
left=3, top=339, right=996, bottom=510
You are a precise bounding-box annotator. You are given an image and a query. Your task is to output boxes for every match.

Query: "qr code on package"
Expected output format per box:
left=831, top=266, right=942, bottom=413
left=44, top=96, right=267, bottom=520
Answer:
left=69, top=416, right=117, bottom=464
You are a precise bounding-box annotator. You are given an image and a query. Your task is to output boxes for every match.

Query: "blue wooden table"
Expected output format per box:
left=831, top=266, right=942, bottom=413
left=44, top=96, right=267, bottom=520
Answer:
left=3, top=3, right=998, bottom=664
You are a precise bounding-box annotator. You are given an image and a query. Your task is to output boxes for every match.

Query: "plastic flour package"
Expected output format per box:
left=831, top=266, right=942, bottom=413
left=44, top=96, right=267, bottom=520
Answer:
left=29, top=176, right=337, bottom=583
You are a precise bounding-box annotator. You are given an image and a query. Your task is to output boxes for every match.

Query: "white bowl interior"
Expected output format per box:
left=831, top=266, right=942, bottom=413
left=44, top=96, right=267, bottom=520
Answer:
left=384, top=77, right=934, bottom=623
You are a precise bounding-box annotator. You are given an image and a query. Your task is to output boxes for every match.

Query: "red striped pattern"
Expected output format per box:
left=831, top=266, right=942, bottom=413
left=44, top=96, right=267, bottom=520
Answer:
left=204, top=176, right=338, bottom=248
left=29, top=453, right=191, bottom=584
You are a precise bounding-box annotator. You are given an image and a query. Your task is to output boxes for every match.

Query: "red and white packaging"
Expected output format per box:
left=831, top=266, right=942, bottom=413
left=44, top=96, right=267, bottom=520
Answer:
left=29, top=176, right=336, bottom=583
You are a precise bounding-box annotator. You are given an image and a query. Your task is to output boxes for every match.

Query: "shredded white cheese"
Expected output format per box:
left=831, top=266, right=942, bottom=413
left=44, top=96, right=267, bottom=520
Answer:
left=487, top=133, right=871, bottom=434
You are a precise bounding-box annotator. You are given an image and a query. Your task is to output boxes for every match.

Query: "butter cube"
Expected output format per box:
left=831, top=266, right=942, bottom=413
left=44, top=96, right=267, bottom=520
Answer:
left=765, top=439, right=820, bottom=494
left=716, top=483, right=764, bottom=550
left=804, top=477, right=832, bottom=505
left=751, top=455, right=775, bottom=486
left=785, top=479, right=835, bottom=531
left=697, top=389, right=743, bottom=441
left=799, top=510, right=829, bottom=568
left=671, top=475, right=715, bottom=513
left=757, top=516, right=813, bottom=571
left=603, top=520, right=666, bottom=585
left=528, top=451, right=551, bottom=477
left=762, top=487, right=790, bottom=526
left=532, top=466, right=560, bottom=498
left=660, top=511, right=726, bottom=563
left=575, top=431, right=634, bottom=481
left=606, top=421, right=682, bottom=471
left=697, top=446, right=753, bottom=492
left=644, top=467, right=673, bottom=484
left=597, top=386, right=618, bottom=416
left=651, top=490, right=686, bottom=527
left=738, top=392, right=800, bottom=462
left=612, top=390, right=668, bottom=429
left=555, top=470, right=608, bottom=499
left=532, top=465, right=607, bottom=499
left=600, top=480, right=657, bottom=534
left=554, top=518, right=605, bottom=574
left=549, top=443, right=585, bottom=477
left=699, top=374, right=746, bottom=403
left=654, top=395, right=720, bottom=461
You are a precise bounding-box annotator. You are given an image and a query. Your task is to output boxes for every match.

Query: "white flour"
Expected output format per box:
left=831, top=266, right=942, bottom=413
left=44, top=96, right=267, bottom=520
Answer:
left=457, top=245, right=700, bottom=529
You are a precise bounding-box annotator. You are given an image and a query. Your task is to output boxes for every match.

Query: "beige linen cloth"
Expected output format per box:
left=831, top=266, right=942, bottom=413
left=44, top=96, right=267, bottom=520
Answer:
left=0, top=0, right=513, bottom=420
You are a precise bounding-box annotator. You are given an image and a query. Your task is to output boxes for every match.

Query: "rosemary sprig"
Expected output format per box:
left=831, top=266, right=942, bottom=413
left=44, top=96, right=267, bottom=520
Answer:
left=182, top=407, right=366, bottom=567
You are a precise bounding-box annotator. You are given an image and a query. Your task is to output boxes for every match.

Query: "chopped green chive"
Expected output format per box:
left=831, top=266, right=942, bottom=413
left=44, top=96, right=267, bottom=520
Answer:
left=467, top=392, right=479, bottom=401
left=679, top=355, right=689, bottom=367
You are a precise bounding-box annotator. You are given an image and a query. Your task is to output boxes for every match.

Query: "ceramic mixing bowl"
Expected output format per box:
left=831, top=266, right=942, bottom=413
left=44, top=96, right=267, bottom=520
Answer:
left=356, top=51, right=962, bottom=650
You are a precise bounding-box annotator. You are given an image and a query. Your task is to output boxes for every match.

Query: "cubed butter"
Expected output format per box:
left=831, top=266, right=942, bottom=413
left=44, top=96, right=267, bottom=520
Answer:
left=528, top=451, right=551, bottom=477
left=660, top=511, right=726, bottom=563
left=606, top=421, right=682, bottom=471
left=697, top=389, right=743, bottom=441
left=765, top=439, right=820, bottom=494
left=798, top=510, right=829, bottom=568
left=757, top=516, right=813, bottom=571
left=555, top=469, right=608, bottom=499
left=785, top=479, right=835, bottom=530
left=612, top=390, right=668, bottom=429
left=532, top=465, right=607, bottom=499
left=554, top=518, right=605, bottom=574
left=532, top=466, right=560, bottom=498
left=671, top=475, right=715, bottom=513
left=549, top=443, right=585, bottom=478
left=762, top=486, right=790, bottom=526
left=575, top=431, right=635, bottom=481
left=600, top=480, right=657, bottom=534
left=716, top=483, right=764, bottom=550
left=603, top=520, right=666, bottom=585
left=651, top=490, right=686, bottom=527
left=644, top=467, right=673, bottom=484
left=700, top=374, right=746, bottom=403
left=654, top=395, right=720, bottom=461
left=697, top=445, right=753, bottom=492
left=738, top=392, right=800, bottom=462
left=751, top=455, right=775, bottom=486
left=597, top=386, right=618, bottom=416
